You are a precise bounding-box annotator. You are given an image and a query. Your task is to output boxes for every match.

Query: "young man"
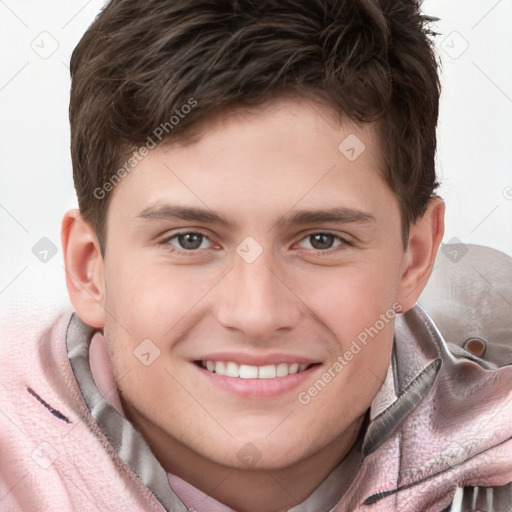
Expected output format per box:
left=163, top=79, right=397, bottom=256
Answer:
left=1, top=0, right=511, bottom=510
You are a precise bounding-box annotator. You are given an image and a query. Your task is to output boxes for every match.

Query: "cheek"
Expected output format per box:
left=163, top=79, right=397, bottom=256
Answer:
left=299, top=262, right=400, bottom=343
left=104, top=255, right=218, bottom=335
left=297, top=318, right=395, bottom=427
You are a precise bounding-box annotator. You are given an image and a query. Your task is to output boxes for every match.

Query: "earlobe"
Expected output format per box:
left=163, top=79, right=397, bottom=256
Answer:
left=61, top=209, right=106, bottom=328
left=397, top=197, right=445, bottom=312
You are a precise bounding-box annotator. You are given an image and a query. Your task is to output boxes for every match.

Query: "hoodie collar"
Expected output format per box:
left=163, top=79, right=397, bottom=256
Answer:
left=66, top=304, right=442, bottom=511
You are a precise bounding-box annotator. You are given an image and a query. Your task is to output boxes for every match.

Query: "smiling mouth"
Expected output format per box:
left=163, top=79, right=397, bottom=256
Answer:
left=194, top=360, right=317, bottom=378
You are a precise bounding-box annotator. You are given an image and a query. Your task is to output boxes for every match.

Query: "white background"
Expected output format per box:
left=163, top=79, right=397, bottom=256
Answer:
left=0, top=0, right=511, bottom=329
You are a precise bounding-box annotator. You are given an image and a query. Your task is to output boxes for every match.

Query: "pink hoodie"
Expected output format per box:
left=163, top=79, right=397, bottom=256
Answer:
left=1, top=304, right=511, bottom=511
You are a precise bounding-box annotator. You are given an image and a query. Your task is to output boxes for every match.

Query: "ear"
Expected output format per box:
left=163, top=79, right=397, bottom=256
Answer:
left=397, top=197, right=445, bottom=313
left=61, top=209, right=106, bottom=328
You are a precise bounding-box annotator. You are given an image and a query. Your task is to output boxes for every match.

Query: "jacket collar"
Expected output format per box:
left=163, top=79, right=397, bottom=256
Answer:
left=345, top=303, right=512, bottom=510
left=66, top=304, right=449, bottom=511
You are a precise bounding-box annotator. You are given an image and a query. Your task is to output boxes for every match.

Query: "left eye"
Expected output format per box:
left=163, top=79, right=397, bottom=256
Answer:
left=166, top=232, right=213, bottom=251
left=297, top=233, right=344, bottom=251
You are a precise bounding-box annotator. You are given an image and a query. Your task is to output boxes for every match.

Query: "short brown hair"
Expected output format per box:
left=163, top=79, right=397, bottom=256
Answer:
left=69, top=0, right=440, bottom=254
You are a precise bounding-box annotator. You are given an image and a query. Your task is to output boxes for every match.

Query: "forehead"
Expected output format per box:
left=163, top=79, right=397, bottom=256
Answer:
left=107, top=96, right=392, bottom=226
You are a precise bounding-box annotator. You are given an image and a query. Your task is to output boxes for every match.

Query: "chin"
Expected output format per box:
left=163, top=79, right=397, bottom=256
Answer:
left=225, top=436, right=312, bottom=471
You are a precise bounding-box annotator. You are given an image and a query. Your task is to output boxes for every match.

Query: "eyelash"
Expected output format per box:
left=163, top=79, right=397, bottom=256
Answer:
left=159, top=230, right=352, bottom=255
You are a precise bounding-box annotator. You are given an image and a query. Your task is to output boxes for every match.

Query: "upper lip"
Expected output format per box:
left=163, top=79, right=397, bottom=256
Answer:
left=193, top=352, right=320, bottom=367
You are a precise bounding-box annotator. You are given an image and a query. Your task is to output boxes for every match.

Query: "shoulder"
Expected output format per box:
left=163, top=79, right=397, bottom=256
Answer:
left=0, top=309, right=74, bottom=386
left=0, top=310, right=164, bottom=511
left=0, top=309, right=77, bottom=432
left=389, top=304, right=512, bottom=510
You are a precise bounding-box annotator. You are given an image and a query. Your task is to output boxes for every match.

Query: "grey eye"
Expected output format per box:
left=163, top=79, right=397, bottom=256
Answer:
left=176, top=233, right=205, bottom=250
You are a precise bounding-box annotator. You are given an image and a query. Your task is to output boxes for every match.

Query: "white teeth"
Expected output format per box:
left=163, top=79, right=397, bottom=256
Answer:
left=276, top=363, right=289, bottom=377
left=225, top=361, right=239, bottom=378
left=239, top=365, right=258, bottom=379
left=258, top=365, right=276, bottom=379
left=201, top=360, right=311, bottom=378
left=289, top=363, right=299, bottom=374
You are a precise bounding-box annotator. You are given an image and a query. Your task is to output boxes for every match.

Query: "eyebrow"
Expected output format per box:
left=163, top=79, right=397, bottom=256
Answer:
left=135, top=204, right=377, bottom=229
left=136, top=204, right=234, bottom=226
left=280, top=208, right=376, bottom=226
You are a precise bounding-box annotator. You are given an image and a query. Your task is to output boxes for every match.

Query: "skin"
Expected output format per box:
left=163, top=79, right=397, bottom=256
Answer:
left=62, top=96, right=444, bottom=512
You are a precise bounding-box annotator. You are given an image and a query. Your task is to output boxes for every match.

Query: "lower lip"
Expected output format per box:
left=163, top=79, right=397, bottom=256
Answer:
left=191, top=363, right=321, bottom=399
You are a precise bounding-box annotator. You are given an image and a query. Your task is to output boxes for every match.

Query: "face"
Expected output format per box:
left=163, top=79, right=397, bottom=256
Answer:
left=100, top=96, right=407, bottom=472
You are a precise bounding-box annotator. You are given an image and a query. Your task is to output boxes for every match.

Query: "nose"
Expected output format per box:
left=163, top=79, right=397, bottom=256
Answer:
left=215, top=250, right=302, bottom=341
